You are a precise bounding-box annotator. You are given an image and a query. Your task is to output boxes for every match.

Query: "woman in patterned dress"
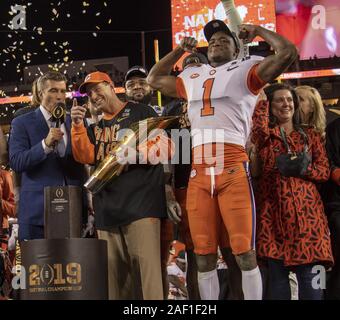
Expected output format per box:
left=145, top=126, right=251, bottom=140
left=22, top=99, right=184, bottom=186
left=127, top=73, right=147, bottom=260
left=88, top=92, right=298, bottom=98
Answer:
left=251, top=83, right=333, bottom=300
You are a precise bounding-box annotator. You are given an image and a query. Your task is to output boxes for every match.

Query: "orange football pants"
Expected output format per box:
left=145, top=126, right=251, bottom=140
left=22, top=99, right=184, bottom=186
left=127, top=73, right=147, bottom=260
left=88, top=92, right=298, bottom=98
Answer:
left=186, top=162, right=256, bottom=256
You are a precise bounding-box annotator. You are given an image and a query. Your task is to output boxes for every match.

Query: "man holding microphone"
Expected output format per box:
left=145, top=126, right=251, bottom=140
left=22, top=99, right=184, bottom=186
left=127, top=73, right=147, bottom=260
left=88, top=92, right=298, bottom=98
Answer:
left=9, top=71, right=86, bottom=241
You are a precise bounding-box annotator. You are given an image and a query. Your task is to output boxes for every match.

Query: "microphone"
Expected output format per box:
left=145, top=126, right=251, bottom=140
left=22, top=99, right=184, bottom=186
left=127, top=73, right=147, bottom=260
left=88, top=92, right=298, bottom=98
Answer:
left=50, top=102, right=66, bottom=155
left=51, top=102, right=66, bottom=128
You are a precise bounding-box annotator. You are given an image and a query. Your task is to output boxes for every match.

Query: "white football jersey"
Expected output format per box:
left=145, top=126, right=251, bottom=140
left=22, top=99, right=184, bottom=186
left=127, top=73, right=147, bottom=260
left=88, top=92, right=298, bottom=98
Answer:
left=177, top=55, right=264, bottom=148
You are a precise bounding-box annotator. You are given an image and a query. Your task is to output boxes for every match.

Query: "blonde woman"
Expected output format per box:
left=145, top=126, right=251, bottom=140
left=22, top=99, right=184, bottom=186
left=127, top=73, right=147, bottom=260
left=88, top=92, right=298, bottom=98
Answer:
left=296, top=85, right=326, bottom=137
left=30, top=78, right=41, bottom=107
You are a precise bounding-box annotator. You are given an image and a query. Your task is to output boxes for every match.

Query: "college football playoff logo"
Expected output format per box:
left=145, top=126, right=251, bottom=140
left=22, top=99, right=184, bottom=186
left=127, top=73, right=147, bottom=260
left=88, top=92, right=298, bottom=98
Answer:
left=56, top=188, right=64, bottom=198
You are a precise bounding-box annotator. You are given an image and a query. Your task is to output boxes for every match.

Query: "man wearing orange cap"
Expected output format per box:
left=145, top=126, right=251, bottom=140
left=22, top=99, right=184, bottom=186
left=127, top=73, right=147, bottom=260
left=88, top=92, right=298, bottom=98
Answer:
left=71, top=71, right=173, bottom=300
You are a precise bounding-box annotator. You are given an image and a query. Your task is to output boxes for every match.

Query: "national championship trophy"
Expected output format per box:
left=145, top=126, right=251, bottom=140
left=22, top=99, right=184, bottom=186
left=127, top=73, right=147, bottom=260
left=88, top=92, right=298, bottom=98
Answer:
left=84, top=116, right=179, bottom=194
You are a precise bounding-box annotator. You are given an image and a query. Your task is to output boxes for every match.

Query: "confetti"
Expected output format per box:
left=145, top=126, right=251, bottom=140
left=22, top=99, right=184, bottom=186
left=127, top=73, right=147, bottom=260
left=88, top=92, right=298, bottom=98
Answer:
left=1, top=0, right=116, bottom=101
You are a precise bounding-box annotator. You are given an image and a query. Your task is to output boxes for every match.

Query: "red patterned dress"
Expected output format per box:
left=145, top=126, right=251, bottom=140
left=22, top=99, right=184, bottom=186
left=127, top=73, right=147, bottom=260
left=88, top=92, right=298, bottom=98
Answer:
left=251, top=100, right=333, bottom=267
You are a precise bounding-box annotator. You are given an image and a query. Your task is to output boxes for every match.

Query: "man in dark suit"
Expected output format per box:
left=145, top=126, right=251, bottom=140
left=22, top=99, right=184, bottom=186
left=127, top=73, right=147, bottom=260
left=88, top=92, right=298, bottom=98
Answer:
left=9, top=71, right=85, bottom=241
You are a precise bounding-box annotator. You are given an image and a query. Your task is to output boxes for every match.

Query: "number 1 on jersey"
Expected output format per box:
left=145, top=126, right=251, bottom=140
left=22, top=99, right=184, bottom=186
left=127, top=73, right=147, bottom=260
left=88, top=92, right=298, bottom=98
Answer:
left=201, top=78, right=215, bottom=117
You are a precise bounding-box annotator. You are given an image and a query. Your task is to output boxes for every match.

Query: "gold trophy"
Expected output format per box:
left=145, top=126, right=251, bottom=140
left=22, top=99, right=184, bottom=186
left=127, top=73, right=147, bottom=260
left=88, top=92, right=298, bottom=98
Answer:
left=84, top=116, right=179, bottom=194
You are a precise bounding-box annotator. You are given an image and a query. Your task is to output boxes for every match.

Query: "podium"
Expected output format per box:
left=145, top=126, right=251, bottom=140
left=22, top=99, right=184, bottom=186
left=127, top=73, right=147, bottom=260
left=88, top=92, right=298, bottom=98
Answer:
left=21, top=238, right=108, bottom=300
left=19, top=186, right=108, bottom=300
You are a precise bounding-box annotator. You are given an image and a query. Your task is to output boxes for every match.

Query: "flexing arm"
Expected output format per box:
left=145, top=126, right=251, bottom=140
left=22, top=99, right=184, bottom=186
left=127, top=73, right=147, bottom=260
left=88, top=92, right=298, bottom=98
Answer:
left=147, top=37, right=198, bottom=97
left=239, top=24, right=298, bottom=83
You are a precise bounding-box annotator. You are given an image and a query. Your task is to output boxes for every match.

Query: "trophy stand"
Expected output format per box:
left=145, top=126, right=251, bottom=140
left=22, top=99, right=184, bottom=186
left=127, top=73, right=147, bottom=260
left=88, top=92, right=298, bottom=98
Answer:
left=20, top=187, right=108, bottom=300
left=44, top=186, right=82, bottom=239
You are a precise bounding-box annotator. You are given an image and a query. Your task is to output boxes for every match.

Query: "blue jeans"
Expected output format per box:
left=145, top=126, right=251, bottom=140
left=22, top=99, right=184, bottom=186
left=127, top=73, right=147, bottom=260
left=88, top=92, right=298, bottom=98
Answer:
left=267, top=258, right=323, bottom=300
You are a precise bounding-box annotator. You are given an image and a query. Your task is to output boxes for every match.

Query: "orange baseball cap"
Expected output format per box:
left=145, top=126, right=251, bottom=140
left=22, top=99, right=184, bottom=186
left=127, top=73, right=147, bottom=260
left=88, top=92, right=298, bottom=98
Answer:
left=78, top=71, right=113, bottom=94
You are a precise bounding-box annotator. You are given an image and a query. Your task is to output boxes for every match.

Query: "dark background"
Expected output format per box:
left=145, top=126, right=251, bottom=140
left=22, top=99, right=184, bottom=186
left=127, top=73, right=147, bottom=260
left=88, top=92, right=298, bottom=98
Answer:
left=0, top=0, right=173, bottom=83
